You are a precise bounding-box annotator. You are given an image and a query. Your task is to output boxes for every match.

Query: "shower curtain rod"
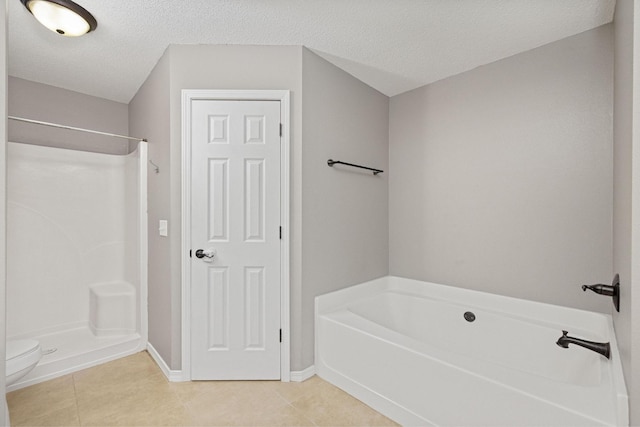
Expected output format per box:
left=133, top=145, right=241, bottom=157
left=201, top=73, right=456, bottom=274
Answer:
left=8, top=116, right=148, bottom=142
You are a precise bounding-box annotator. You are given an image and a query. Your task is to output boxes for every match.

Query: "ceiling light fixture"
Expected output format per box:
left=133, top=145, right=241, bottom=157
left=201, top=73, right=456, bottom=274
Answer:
left=20, top=0, right=97, bottom=37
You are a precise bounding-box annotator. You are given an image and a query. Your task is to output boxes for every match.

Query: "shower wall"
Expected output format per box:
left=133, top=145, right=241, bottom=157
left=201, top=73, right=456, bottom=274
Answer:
left=7, top=142, right=140, bottom=337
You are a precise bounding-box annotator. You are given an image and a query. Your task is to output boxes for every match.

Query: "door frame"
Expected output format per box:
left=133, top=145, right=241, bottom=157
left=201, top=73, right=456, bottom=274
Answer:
left=181, top=89, right=291, bottom=381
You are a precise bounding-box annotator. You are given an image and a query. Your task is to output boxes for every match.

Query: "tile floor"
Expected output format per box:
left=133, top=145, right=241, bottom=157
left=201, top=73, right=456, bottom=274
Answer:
left=7, top=351, right=398, bottom=426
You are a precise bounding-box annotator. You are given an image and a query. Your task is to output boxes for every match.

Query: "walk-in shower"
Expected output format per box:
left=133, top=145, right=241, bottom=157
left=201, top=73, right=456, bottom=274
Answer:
left=6, top=127, right=148, bottom=390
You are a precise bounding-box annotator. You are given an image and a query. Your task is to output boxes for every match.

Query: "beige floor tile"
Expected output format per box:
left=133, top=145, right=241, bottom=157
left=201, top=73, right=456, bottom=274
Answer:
left=80, top=396, right=194, bottom=426
left=169, top=380, right=218, bottom=404
left=9, top=404, right=80, bottom=427
left=7, top=350, right=397, bottom=427
left=267, top=375, right=328, bottom=403
left=290, top=380, right=398, bottom=426
left=171, top=380, right=275, bottom=406
left=75, top=367, right=167, bottom=411
left=73, top=351, right=162, bottom=392
left=246, top=403, right=316, bottom=427
left=185, top=381, right=314, bottom=426
left=7, top=374, right=77, bottom=425
left=76, top=374, right=182, bottom=425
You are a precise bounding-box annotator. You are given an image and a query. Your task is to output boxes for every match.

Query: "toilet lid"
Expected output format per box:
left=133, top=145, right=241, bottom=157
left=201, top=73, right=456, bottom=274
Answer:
left=6, top=340, right=40, bottom=361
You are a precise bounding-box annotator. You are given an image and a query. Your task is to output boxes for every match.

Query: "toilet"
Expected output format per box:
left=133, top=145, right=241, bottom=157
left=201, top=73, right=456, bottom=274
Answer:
left=6, top=339, right=42, bottom=386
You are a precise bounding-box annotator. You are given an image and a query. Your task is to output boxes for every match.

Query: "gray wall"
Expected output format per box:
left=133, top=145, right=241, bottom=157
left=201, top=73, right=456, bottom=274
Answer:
left=613, top=0, right=640, bottom=423
left=300, top=49, right=389, bottom=368
left=130, top=45, right=304, bottom=370
left=8, top=77, right=129, bottom=155
left=1, top=0, right=7, bottom=422
left=129, top=50, right=172, bottom=365
left=168, top=44, right=304, bottom=370
left=389, top=25, right=614, bottom=313
left=130, top=44, right=390, bottom=372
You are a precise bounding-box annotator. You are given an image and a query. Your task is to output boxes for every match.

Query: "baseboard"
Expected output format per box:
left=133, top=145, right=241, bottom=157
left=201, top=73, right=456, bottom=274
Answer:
left=147, top=342, right=185, bottom=382
left=148, top=342, right=311, bottom=383
left=290, top=365, right=315, bottom=382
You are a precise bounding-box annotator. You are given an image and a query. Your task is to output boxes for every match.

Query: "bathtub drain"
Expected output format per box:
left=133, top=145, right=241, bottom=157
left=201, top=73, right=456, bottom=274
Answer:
left=463, top=312, right=476, bottom=322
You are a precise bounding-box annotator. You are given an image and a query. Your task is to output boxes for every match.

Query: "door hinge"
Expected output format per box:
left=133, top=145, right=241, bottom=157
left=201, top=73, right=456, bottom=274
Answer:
left=279, top=226, right=282, bottom=240
left=279, top=123, right=283, bottom=137
left=279, top=329, right=282, bottom=343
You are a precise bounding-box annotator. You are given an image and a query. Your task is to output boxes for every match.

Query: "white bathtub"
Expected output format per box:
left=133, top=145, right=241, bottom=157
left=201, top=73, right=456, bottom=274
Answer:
left=315, top=276, right=628, bottom=426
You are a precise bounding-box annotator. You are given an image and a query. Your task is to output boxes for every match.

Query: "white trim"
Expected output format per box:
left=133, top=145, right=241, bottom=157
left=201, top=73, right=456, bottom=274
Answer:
left=147, top=343, right=185, bottom=382
left=9, top=337, right=143, bottom=391
left=290, top=365, right=315, bottom=382
left=181, top=90, right=291, bottom=382
left=181, top=92, right=192, bottom=381
left=279, top=91, right=291, bottom=382
left=138, top=141, right=149, bottom=346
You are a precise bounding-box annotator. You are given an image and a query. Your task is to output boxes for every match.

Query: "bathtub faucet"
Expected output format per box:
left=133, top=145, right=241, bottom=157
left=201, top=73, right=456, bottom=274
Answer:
left=581, top=274, right=620, bottom=312
left=556, top=330, right=610, bottom=359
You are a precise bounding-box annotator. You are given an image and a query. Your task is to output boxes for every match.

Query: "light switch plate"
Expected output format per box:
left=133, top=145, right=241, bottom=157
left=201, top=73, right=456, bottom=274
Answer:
left=159, top=220, right=168, bottom=237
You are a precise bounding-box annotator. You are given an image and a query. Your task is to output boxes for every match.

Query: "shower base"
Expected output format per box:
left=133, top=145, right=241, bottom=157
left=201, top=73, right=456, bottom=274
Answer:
left=7, top=324, right=143, bottom=391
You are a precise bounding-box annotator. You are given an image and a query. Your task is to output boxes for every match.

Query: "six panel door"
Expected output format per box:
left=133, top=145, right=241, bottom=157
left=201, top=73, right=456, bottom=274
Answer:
left=190, top=99, right=281, bottom=380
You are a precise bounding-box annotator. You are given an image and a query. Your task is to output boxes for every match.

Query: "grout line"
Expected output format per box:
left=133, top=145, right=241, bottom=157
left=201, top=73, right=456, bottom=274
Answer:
left=70, top=373, right=83, bottom=426
left=270, top=387, right=292, bottom=405
left=268, top=385, right=318, bottom=426
left=286, top=400, right=318, bottom=427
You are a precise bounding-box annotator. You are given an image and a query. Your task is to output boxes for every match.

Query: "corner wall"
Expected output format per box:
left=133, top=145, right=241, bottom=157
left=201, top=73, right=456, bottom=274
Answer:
left=300, top=49, right=389, bottom=368
left=130, top=44, right=390, bottom=373
left=389, top=25, right=614, bottom=313
left=129, top=51, right=172, bottom=364
left=613, top=0, right=640, bottom=423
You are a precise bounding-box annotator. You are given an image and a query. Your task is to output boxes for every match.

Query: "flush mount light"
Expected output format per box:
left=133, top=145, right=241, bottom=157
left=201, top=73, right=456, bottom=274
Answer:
left=20, top=0, right=97, bottom=37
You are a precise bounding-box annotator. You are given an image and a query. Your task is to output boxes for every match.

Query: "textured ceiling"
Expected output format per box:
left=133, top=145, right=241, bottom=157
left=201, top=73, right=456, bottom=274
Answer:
left=8, top=0, right=616, bottom=103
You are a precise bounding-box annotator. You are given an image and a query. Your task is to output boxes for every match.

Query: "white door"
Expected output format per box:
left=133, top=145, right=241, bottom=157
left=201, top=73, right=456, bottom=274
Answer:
left=190, top=99, right=281, bottom=380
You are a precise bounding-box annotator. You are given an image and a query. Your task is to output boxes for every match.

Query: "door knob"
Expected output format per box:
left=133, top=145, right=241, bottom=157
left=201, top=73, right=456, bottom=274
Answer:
left=195, top=248, right=216, bottom=261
